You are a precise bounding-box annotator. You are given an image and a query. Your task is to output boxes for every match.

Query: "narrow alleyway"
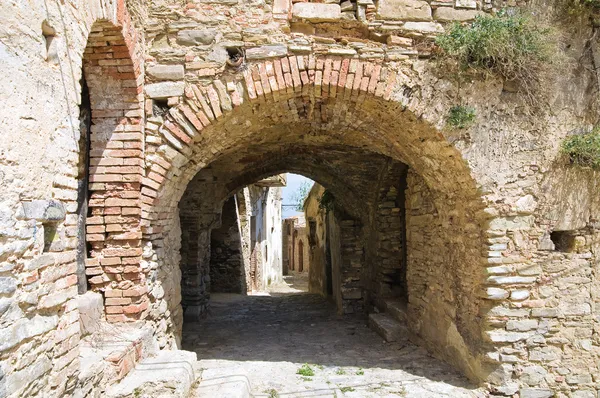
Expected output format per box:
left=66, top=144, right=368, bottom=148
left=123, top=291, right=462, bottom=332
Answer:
left=183, top=275, right=483, bottom=397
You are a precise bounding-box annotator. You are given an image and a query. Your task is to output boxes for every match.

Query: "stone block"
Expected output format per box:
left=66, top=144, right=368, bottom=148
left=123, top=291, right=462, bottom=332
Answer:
left=566, top=373, right=593, bottom=385
left=519, top=389, right=553, bottom=398
left=486, top=331, right=533, bottom=343
left=147, top=64, right=185, bottom=81
left=20, top=200, right=65, bottom=222
left=489, top=216, right=534, bottom=230
left=401, top=21, right=444, bottom=34
left=39, top=286, right=77, bottom=309
left=145, top=82, right=185, bottom=99
left=506, top=319, right=538, bottom=332
left=195, top=366, right=251, bottom=398
left=456, top=0, right=477, bottom=8
left=485, top=287, right=509, bottom=300
left=510, top=289, right=530, bottom=301
left=24, top=254, right=55, bottom=271
left=0, top=277, right=17, bottom=295
left=176, top=30, right=216, bottom=46
left=0, top=315, right=59, bottom=352
left=521, top=365, right=547, bottom=386
left=245, top=45, right=288, bottom=60
left=78, top=291, right=104, bottom=336
left=487, top=276, right=536, bottom=285
left=561, top=302, right=591, bottom=316
left=292, top=3, right=341, bottom=22
left=531, top=308, right=559, bottom=318
left=105, top=350, right=197, bottom=398
left=377, top=0, right=432, bottom=20
left=368, top=313, right=409, bottom=342
left=434, top=7, right=484, bottom=22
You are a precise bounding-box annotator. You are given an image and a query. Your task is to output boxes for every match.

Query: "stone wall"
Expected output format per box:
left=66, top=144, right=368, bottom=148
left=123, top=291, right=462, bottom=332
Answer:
left=2, top=0, right=600, bottom=395
left=209, top=196, right=245, bottom=293
left=304, top=184, right=329, bottom=295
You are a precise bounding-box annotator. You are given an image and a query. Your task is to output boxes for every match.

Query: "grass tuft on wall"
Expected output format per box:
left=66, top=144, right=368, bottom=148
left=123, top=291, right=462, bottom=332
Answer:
left=561, top=128, right=600, bottom=170
left=435, top=10, right=558, bottom=98
left=447, top=105, right=476, bottom=129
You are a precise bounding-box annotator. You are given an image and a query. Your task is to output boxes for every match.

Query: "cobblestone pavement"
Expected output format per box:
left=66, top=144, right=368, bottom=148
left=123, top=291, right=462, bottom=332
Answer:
left=184, top=275, right=485, bottom=397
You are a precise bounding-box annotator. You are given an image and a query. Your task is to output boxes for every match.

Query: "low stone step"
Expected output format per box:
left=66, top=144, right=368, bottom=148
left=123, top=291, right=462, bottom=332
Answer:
left=384, top=299, right=408, bottom=323
left=368, top=313, right=409, bottom=342
left=194, top=367, right=252, bottom=398
left=78, top=322, right=158, bottom=385
left=105, top=350, right=198, bottom=398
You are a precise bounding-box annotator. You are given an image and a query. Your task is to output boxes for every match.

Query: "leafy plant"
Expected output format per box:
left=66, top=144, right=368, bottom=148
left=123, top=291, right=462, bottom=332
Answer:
left=297, top=363, right=315, bottom=376
left=561, top=128, right=600, bottom=169
left=335, top=368, right=346, bottom=375
left=355, top=368, right=364, bottom=376
left=435, top=10, right=557, bottom=96
left=291, top=181, right=313, bottom=211
left=340, top=386, right=355, bottom=393
left=318, top=189, right=335, bottom=212
left=447, top=105, right=476, bottom=129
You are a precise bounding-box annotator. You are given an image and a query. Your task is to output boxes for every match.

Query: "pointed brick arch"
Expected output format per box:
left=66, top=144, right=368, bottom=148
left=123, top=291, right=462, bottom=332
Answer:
left=81, top=8, right=147, bottom=322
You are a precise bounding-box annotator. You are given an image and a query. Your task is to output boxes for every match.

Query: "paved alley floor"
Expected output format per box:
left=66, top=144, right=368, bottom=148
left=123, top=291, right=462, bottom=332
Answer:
left=183, top=274, right=484, bottom=397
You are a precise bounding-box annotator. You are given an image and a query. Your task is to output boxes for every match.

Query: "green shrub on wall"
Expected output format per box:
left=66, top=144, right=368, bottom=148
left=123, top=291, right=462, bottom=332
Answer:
left=435, top=10, right=557, bottom=92
left=561, top=128, right=600, bottom=170
left=447, top=105, right=476, bottom=129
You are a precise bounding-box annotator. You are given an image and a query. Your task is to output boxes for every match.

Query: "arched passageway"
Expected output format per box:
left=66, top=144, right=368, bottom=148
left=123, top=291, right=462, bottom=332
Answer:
left=123, top=57, right=493, bottom=384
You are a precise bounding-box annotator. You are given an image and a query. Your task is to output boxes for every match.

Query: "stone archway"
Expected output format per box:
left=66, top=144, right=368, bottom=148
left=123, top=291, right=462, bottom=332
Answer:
left=117, top=56, right=494, bottom=383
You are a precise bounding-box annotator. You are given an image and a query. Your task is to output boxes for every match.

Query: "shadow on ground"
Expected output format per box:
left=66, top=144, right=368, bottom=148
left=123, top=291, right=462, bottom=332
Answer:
left=183, top=288, right=479, bottom=396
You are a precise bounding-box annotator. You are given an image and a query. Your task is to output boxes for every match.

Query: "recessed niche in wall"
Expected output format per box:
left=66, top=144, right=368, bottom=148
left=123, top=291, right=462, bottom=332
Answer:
left=43, top=223, right=58, bottom=252
left=42, top=20, right=56, bottom=61
left=153, top=99, right=169, bottom=117
left=226, top=47, right=244, bottom=68
left=550, top=230, right=576, bottom=252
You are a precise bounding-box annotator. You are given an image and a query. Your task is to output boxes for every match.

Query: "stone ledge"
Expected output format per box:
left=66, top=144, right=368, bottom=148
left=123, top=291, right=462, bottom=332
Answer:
left=19, top=200, right=65, bottom=222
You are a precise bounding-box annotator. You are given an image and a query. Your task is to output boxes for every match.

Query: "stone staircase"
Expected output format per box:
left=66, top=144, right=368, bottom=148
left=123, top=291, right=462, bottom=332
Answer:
left=368, top=299, right=410, bottom=343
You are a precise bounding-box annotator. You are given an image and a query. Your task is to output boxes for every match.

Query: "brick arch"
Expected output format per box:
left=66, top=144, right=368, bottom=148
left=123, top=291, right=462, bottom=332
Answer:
left=138, top=56, right=493, bottom=381
left=80, top=7, right=147, bottom=322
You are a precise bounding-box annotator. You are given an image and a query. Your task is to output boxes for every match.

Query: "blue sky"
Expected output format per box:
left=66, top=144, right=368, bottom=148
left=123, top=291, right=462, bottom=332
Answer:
left=282, top=173, right=314, bottom=219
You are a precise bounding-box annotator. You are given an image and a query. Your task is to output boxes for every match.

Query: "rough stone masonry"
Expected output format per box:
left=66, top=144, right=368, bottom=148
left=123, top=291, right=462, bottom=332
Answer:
left=0, top=0, right=599, bottom=396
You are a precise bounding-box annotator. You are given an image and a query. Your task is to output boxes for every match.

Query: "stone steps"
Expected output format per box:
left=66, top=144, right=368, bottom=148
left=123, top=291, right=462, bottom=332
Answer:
left=384, top=299, right=408, bottom=323
left=368, top=299, right=410, bottom=343
left=75, top=322, right=158, bottom=396
left=105, top=350, right=198, bottom=398
left=193, top=366, right=252, bottom=398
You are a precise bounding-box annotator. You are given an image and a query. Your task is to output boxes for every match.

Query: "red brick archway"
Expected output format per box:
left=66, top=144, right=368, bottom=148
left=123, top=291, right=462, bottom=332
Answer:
left=81, top=11, right=147, bottom=322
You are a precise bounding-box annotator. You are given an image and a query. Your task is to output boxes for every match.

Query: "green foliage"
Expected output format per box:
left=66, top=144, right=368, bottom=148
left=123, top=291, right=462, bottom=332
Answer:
left=567, top=0, right=600, bottom=14
left=297, top=363, right=315, bottom=376
left=335, top=368, right=346, bottom=375
left=435, top=10, right=556, bottom=91
left=447, top=105, right=476, bottom=129
left=340, top=386, right=355, bottom=393
left=355, top=368, right=364, bottom=376
left=561, top=128, right=600, bottom=169
left=318, top=189, right=335, bottom=212
left=291, top=181, right=313, bottom=211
